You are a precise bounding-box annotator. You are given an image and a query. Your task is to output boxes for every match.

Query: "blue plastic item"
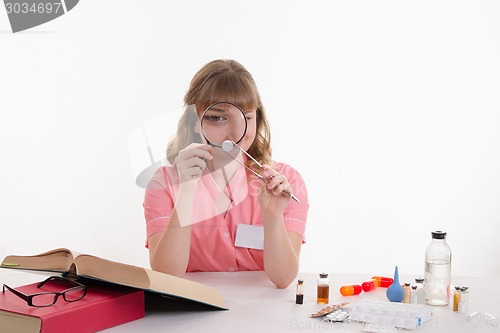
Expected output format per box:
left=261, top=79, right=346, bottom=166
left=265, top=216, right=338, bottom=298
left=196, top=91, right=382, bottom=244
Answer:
left=386, top=265, right=404, bottom=302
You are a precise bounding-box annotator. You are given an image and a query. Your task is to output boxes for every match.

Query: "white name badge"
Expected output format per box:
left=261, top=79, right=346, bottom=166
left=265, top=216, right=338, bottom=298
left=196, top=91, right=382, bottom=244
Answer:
left=234, top=224, right=264, bottom=250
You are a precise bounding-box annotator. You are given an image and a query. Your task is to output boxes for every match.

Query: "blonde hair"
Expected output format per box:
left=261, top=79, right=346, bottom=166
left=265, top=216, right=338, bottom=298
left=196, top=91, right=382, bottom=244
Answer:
left=167, top=59, right=272, bottom=166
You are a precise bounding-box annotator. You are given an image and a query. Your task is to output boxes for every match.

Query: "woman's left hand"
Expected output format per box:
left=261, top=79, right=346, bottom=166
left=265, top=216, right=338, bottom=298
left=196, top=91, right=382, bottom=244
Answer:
left=256, top=165, right=292, bottom=218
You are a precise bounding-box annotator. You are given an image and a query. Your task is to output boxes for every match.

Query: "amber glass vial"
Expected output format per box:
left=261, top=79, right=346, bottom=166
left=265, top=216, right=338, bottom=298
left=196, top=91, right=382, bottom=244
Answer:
left=317, top=273, right=329, bottom=304
left=453, top=286, right=461, bottom=312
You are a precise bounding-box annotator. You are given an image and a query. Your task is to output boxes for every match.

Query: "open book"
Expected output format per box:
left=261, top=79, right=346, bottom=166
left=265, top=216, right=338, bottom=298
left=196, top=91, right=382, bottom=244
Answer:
left=0, top=248, right=226, bottom=310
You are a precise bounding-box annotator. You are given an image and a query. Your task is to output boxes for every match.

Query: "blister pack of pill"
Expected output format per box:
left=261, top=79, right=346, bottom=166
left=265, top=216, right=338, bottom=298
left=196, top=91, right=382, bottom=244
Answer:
left=323, top=307, right=350, bottom=322
left=349, top=300, right=432, bottom=330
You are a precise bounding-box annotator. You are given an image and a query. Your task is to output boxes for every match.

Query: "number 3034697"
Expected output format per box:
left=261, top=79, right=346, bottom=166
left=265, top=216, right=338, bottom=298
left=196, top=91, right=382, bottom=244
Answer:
left=5, top=2, right=63, bottom=14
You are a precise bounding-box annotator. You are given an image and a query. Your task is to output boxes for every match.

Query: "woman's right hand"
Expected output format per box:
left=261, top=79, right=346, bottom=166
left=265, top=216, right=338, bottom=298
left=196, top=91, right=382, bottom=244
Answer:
left=174, top=143, right=212, bottom=183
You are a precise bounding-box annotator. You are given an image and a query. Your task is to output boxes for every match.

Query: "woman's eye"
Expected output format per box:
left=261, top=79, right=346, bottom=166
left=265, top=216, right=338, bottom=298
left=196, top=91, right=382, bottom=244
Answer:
left=207, top=115, right=227, bottom=122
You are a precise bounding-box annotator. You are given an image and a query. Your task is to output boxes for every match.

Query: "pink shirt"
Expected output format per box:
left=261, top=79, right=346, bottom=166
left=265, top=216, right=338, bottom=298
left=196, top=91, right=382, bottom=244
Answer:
left=143, top=162, right=309, bottom=272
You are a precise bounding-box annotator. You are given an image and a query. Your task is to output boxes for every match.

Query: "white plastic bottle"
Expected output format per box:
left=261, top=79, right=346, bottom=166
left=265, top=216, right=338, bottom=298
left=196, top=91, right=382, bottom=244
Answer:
left=424, top=231, right=452, bottom=306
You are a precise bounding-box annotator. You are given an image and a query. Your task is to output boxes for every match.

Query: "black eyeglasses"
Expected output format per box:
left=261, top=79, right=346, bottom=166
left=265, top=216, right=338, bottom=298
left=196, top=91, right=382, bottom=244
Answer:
left=2, top=276, right=87, bottom=307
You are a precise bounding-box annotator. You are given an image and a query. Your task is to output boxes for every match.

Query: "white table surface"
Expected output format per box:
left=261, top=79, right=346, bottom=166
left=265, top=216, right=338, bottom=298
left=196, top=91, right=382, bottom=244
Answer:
left=1, top=269, right=499, bottom=332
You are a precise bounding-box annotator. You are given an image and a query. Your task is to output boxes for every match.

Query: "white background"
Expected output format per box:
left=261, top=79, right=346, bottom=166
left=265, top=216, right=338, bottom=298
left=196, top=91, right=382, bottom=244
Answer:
left=1, top=0, right=499, bottom=279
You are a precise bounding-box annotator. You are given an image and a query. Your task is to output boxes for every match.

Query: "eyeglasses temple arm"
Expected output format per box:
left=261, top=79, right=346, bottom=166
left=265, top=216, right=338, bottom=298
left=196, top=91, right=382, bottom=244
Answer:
left=3, top=284, right=30, bottom=301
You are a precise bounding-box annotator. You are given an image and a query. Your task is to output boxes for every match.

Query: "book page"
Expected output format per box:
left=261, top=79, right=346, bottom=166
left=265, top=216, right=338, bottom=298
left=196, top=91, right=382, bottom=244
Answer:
left=74, top=255, right=150, bottom=289
left=0, top=310, right=41, bottom=333
left=1, top=248, right=74, bottom=272
left=74, top=255, right=225, bottom=309
left=146, top=270, right=225, bottom=309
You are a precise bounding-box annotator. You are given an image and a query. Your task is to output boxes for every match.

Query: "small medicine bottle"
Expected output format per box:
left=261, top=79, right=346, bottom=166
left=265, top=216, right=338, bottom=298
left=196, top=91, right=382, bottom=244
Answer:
left=403, top=283, right=411, bottom=303
left=296, top=280, right=304, bottom=304
left=317, top=273, right=329, bottom=304
left=410, top=285, right=418, bottom=304
left=453, top=286, right=461, bottom=312
left=459, top=286, right=469, bottom=314
left=415, top=278, right=425, bottom=304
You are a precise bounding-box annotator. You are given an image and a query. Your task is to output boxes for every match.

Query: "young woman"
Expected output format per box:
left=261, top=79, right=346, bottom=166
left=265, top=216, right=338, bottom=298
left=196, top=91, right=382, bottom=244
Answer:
left=144, top=59, right=308, bottom=288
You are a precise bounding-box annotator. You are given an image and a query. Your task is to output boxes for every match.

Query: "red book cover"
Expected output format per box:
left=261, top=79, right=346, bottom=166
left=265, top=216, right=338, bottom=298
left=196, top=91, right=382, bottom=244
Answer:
left=0, top=278, right=145, bottom=333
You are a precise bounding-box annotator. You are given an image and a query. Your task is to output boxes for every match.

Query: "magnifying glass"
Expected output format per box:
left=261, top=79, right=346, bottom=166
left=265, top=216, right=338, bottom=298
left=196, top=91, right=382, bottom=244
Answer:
left=200, top=102, right=247, bottom=148
left=200, top=102, right=300, bottom=203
